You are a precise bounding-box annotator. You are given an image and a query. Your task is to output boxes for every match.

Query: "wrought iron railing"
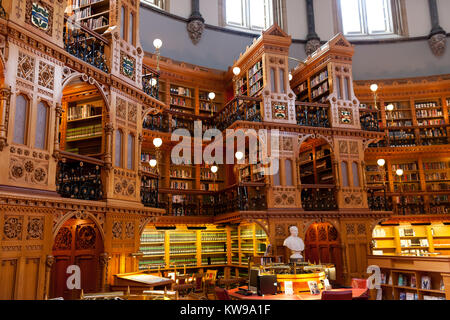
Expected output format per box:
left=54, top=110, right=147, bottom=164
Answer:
left=296, top=102, right=330, bottom=128
left=301, top=185, right=338, bottom=211
left=367, top=187, right=392, bottom=211
left=360, top=108, right=380, bottom=131
left=141, top=175, right=159, bottom=208
left=142, top=65, right=160, bottom=99
left=158, top=183, right=267, bottom=216
left=63, top=16, right=109, bottom=73
left=56, top=152, right=104, bottom=201
left=214, top=96, right=262, bottom=131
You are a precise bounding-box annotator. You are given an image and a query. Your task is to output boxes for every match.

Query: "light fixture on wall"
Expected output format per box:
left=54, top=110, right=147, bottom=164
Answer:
left=370, top=83, right=378, bottom=110
left=153, top=137, right=163, bottom=148
left=377, top=159, right=385, bottom=167
left=289, top=73, right=293, bottom=81
left=377, top=158, right=388, bottom=211
left=232, top=67, right=241, bottom=97
left=149, top=159, right=157, bottom=168
left=385, top=104, right=395, bottom=143
left=235, top=151, right=244, bottom=161
left=211, top=165, right=218, bottom=173
left=208, top=92, right=215, bottom=116
left=153, top=38, right=163, bottom=72
left=233, top=67, right=241, bottom=76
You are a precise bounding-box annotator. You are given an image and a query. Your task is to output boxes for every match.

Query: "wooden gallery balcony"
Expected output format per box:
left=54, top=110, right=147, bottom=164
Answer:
left=155, top=183, right=267, bottom=217
left=300, top=184, right=338, bottom=211
left=56, top=151, right=104, bottom=201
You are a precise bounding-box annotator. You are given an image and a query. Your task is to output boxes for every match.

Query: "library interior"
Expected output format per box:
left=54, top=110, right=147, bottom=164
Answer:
left=0, top=0, right=450, bottom=301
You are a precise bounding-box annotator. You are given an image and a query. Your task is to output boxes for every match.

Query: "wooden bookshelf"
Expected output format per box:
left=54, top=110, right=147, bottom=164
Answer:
left=299, top=143, right=334, bottom=185
left=294, top=66, right=331, bottom=104
left=368, top=255, right=450, bottom=300
left=372, top=223, right=450, bottom=256
left=169, top=84, right=194, bottom=113
left=139, top=223, right=268, bottom=270
left=71, top=0, right=110, bottom=34
left=199, top=90, right=223, bottom=115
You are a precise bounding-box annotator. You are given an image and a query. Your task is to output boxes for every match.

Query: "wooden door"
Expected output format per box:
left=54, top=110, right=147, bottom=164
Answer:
left=304, top=223, right=343, bottom=284
left=50, top=218, right=103, bottom=299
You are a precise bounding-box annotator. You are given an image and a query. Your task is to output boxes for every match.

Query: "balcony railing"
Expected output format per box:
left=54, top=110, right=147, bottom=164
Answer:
left=215, top=96, right=262, bottom=131
left=158, top=183, right=267, bottom=216
left=63, top=16, right=109, bottom=73
left=301, top=185, right=337, bottom=211
left=141, top=175, right=159, bottom=208
left=367, top=187, right=392, bottom=211
left=56, top=151, right=104, bottom=201
left=142, top=65, right=160, bottom=99
left=296, top=102, right=330, bottom=128
left=360, top=108, right=380, bottom=131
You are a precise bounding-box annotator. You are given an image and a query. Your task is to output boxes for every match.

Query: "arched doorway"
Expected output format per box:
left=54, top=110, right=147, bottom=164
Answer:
left=304, top=222, right=343, bottom=284
left=50, top=217, right=104, bottom=299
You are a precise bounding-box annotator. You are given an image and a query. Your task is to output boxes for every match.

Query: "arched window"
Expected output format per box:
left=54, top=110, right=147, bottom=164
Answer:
left=127, top=133, right=134, bottom=170
left=35, top=101, right=48, bottom=150
left=341, top=161, right=349, bottom=187
left=129, top=12, right=135, bottom=46
left=115, top=130, right=123, bottom=167
left=352, top=162, right=360, bottom=187
left=13, top=95, right=29, bottom=145
left=285, top=159, right=293, bottom=186
left=121, top=6, right=126, bottom=40
left=336, top=0, right=407, bottom=37
left=141, top=0, right=166, bottom=10
left=225, top=0, right=274, bottom=31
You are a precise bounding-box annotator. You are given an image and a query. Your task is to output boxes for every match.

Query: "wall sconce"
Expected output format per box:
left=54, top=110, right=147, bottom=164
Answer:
left=153, top=38, right=163, bottom=71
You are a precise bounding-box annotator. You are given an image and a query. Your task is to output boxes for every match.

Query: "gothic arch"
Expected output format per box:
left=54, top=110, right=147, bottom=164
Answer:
left=242, top=218, right=270, bottom=239
left=53, top=210, right=105, bottom=242
left=302, top=218, right=341, bottom=239
left=58, top=68, right=111, bottom=113
left=138, top=216, right=157, bottom=236
left=369, top=218, right=391, bottom=235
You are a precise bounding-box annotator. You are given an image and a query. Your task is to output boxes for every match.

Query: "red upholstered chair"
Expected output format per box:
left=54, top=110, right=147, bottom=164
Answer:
left=321, top=290, right=353, bottom=300
left=351, top=278, right=369, bottom=300
left=214, top=287, right=231, bottom=300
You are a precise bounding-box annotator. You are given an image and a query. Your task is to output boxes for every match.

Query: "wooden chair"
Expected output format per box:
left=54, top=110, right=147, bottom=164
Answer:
left=203, top=270, right=218, bottom=298
left=192, top=273, right=205, bottom=293
left=321, top=290, right=353, bottom=300
left=172, top=274, right=195, bottom=299
left=214, top=287, right=231, bottom=300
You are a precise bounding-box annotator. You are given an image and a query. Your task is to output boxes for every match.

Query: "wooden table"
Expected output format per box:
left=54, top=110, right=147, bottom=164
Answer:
left=112, top=273, right=174, bottom=294
left=227, top=288, right=368, bottom=300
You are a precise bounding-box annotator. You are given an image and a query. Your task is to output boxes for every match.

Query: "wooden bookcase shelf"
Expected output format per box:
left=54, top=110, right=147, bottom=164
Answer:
left=139, top=223, right=268, bottom=270
left=294, top=65, right=331, bottom=104
left=70, top=0, right=110, bottom=33
left=299, top=143, right=334, bottom=185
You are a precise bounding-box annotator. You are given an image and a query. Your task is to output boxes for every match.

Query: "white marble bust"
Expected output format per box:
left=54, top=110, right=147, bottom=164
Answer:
left=283, top=226, right=305, bottom=259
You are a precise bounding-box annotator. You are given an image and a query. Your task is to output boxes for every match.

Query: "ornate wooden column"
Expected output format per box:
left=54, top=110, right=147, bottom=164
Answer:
left=427, top=0, right=446, bottom=56
left=104, top=123, right=114, bottom=169
left=305, top=0, right=321, bottom=55
left=0, top=85, right=10, bottom=151
left=44, top=255, right=55, bottom=299
left=99, top=253, right=110, bottom=292
left=187, top=0, right=204, bottom=45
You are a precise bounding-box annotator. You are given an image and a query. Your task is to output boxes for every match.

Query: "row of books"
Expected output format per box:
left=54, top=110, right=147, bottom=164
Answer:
left=83, top=16, right=109, bottom=30
left=392, top=163, right=418, bottom=171
left=311, top=82, right=328, bottom=99
left=201, top=171, right=218, bottom=180
left=423, top=161, right=448, bottom=170
left=201, top=233, right=227, bottom=241
left=169, top=245, right=196, bottom=254
left=417, top=119, right=445, bottom=126
left=415, top=101, right=439, bottom=109
left=248, top=61, right=263, bottom=77
left=400, top=238, right=429, bottom=247
left=141, top=248, right=165, bottom=256
left=249, top=79, right=263, bottom=96
left=200, top=183, right=218, bottom=191
left=395, top=196, right=423, bottom=205
left=416, top=109, right=443, bottom=118
left=138, top=260, right=165, bottom=269
left=394, top=183, right=419, bottom=192
left=420, top=128, right=447, bottom=138
left=394, top=173, right=419, bottom=182
left=141, top=153, right=155, bottom=163
left=169, top=233, right=196, bottom=242
left=67, top=104, right=102, bottom=121
left=170, top=96, right=190, bottom=107
left=387, top=120, right=413, bottom=127
left=248, top=69, right=263, bottom=87
left=200, top=102, right=218, bottom=112
left=201, top=244, right=226, bottom=252
left=386, top=111, right=412, bottom=120
left=201, top=257, right=227, bottom=265
left=426, top=183, right=449, bottom=191
left=170, top=181, right=190, bottom=190
left=389, top=131, right=416, bottom=141
left=72, top=0, right=105, bottom=8
left=425, top=172, right=448, bottom=181
left=297, top=81, right=308, bottom=93
left=170, top=86, right=192, bottom=97
left=170, top=169, right=192, bottom=179
left=169, top=258, right=197, bottom=266
left=311, top=70, right=328, bottom=87
left=141, top=232, right=165, bottom=243
left=66, top=124, right=102, bottom=140
left=172, top=195, right=194, bottom=204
